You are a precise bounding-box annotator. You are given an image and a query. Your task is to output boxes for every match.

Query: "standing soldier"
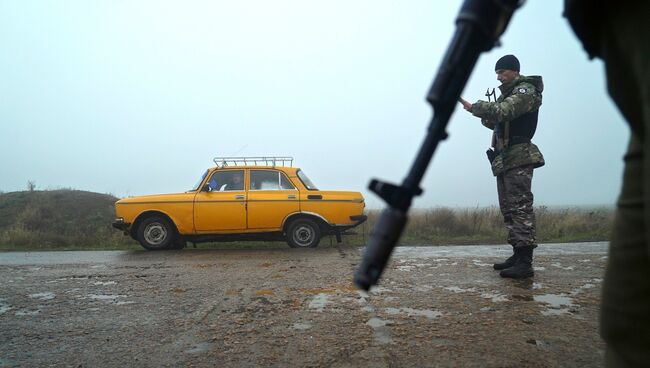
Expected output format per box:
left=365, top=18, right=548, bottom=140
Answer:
left=459, top=54, right=545, bottom=279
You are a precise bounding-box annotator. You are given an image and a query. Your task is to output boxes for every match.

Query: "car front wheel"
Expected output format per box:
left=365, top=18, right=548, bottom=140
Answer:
left=137, top=216, right=175, bottom=250
left=287, top=218, right=321, bottom=248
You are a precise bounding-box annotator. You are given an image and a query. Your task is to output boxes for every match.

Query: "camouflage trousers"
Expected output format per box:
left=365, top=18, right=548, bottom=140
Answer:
left=496, top=164, right=536, bottom=248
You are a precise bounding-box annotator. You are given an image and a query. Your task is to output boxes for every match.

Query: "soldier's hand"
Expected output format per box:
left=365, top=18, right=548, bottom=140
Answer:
left=458, top=97, right=472, bottom=112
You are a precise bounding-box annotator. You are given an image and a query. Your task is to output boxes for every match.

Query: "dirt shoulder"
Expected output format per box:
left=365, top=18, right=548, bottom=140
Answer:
left=0, top=243, right=607, bottom=367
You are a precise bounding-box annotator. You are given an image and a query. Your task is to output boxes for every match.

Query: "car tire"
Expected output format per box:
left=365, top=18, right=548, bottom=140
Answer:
left=136, top=216, right=175, bottom=250
left=287, top=218, right=321, bottom=248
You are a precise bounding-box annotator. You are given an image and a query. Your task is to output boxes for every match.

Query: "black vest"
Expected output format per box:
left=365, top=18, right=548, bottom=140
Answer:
left=507, top=109, right=538, bottom=144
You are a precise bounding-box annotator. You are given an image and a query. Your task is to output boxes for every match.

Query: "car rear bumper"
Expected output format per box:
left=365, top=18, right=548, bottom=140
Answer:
left=350, top=215, right=368, bottom=226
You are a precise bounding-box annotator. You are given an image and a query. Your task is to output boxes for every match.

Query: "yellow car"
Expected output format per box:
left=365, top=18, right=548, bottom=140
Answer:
left=112, top=157, right=367, bottom=250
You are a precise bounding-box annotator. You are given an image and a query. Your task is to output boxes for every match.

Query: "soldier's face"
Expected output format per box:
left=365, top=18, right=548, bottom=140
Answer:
left=496, top=69, right=518, bottom=84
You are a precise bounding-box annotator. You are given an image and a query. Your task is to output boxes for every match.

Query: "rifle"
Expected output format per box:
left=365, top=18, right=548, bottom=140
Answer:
left=486, top=87, right=498, bottom=156
left=354, top=0, right=524, bottom=291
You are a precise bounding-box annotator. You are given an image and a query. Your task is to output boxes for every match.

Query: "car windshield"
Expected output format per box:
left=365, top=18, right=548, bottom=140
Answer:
left=297, top=169, right=318, bottom=190
left=189, top=169, right=209, bottom=192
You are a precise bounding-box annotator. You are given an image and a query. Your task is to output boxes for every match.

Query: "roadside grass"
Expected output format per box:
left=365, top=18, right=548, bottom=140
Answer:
left=0, top=189, right=613, bottom=251
left=344, top=206, right=614, bottom=246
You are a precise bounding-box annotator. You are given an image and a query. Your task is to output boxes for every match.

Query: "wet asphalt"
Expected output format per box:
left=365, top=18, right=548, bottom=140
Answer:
left=0, top=242, right=608, bottom=367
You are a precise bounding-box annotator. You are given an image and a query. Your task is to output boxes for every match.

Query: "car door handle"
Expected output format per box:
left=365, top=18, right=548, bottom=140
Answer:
left=235, top=195, right=245, bottom=200
left=288, top=194, right=296, bottom=199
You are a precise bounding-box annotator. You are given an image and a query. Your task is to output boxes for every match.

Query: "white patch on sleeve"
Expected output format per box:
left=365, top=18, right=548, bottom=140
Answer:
left=517, top=87, right=528, bottom=94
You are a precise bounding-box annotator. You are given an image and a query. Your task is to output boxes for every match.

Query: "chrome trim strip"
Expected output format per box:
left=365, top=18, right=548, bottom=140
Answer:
left=120, top=201, right=194, bottom=205
left=247, top=199, right=298, bottom=203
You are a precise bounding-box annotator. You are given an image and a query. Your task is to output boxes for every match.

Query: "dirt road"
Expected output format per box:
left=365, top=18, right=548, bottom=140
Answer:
left=0, top=243, right=607, bottom=367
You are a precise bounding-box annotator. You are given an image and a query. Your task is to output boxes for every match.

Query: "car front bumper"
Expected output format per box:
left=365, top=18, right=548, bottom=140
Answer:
left=112, top=218, right=130, bottom=234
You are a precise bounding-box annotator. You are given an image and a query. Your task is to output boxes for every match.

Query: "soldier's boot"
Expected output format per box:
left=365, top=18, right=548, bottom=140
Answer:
left=500, top=246, right=534, bottom=279
left=493, top=247, right=519, bottom=270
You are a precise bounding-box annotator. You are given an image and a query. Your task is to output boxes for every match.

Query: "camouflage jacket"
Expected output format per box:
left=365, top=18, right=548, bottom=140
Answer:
left=471, top=75, right=545, bottom=176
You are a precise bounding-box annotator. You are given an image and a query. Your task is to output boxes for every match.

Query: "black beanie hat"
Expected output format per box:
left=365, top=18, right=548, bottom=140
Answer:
left=495, top=54, right=520, bottom=72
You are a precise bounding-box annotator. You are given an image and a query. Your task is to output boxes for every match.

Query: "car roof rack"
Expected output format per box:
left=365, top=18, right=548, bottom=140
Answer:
left=213, top=156, right=294, bottom=168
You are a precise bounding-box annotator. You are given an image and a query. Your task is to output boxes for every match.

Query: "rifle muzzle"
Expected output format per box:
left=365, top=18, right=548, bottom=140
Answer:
left=354, top=208, right=408, bottom=291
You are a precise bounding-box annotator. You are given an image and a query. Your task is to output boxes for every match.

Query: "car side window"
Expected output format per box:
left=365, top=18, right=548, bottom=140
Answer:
left=250, top=170, right=295, bottom=191
left=280, top=173, right=295, bottom=190
left=208, top=170, right=244, bottom=192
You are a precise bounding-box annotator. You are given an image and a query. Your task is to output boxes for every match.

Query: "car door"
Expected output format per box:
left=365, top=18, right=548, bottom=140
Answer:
left=247, top=169, right=299, bottom=230
left=193, top=169, right=247, bottom=232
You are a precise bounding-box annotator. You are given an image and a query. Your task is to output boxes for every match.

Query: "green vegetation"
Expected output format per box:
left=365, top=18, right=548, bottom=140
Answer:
left=0, top=189, right=613, bottom=251
left=0, top=189, right=136, bottom=251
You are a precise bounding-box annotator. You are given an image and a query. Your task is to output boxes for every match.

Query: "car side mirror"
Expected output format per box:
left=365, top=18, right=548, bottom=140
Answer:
left=202, top=184, right=211, bottom=192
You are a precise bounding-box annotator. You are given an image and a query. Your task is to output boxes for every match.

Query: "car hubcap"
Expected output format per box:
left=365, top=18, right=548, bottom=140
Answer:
left=293, top=225, right=313, bottom=246
left=144, top=223, right=167, bottom=245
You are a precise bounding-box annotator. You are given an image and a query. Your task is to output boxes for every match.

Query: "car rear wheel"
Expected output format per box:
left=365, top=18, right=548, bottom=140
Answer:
left=137, top=216, right=175, bottom=250
left=287, top=218, right=321, bottom=248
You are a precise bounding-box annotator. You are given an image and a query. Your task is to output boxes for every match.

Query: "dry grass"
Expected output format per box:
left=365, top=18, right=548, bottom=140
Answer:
left=346, top=206, right=614, bottom=246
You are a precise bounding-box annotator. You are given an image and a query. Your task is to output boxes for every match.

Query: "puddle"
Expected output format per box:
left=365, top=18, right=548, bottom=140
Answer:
left=92, top=281, right=117, bottom=286
left=396, top=265, right=415, bottom=272
left=481, top=292, right=509, bottom=302
left=15, top=308, right=41, bottom=316
left=443, top=286, right=476, bottom=293
left=367, top=317, right=390, bottom=328
left=308, top=293, right=330, bottom=312
left=535, top=293, right=577, bottom=316
left=389, top=243, right=608, bottom=260
left=534, top=294, right=575, bottom=308
left=114, top=301, right=135, bottom=305
left=0, top=299, right=12, bottom=314
left=29, top=292, right=56, bottom=301
left=367, top=317, right=393, bottom=344
left=292, top=323, right=312, bottom=331
left=369, top=286, right=391, bottom=295
left=186, top=341, right=213, bottom=354
left=88, top=294, right=126, bottom=300
left=551, top=262, right=575, bottom=271
left=384, top=307, right=442, bottom=319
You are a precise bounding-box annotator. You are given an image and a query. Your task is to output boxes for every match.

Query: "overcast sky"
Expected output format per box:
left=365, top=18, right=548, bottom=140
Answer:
left=0, top=1, right=629, bottom=209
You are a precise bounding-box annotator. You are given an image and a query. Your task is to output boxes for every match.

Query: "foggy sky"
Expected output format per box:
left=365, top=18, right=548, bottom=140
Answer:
left=0, top=1, right=629, bottom=209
